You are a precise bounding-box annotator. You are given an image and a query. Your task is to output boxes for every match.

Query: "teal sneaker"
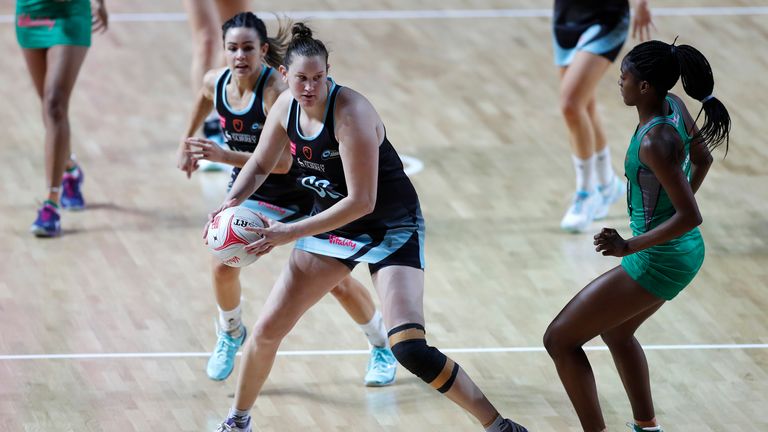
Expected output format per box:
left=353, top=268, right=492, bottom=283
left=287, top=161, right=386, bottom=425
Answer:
left=206, top=325, right=246, bottom=381
left=627, top=423, right=663, bottom=432
left=364, top=346, right=397, bottom=387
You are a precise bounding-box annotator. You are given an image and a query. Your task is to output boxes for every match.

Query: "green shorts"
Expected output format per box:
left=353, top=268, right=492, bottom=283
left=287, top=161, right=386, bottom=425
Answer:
left=621, top=228, right=705, bottom=301
left=16, top=2, right=91, bottom=49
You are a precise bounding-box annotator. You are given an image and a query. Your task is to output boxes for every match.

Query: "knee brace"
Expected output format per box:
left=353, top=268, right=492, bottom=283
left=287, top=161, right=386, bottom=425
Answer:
left=388, top=323, right=459, bottom=393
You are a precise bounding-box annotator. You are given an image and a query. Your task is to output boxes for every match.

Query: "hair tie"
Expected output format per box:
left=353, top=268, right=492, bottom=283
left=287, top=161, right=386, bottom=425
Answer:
left=701, top=94, right=714, bottom=103
left=670, top=45, right=676, bottom=55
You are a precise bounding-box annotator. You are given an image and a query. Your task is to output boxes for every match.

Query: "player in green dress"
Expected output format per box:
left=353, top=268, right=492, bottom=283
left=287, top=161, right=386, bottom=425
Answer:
left=544, top=39, right=731, bottom=432
left=16, top=0, right=108, bottom=236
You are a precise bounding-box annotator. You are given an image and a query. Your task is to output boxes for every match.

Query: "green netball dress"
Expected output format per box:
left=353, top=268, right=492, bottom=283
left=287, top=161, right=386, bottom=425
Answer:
left=621, top=96, right=705, bottom=300
left=16, top=0, right=91, bottom=49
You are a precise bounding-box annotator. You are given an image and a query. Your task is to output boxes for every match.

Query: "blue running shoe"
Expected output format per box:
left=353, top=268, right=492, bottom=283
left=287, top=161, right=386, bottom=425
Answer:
left=60, top=166, right=85, bottom=210
left=364, top=346, right=397, bottom=387
left=215, top=417, right=251, bottom=432
left=30, top=202, right=61, bottom=237
left=207, top=325, right=246, bottom=381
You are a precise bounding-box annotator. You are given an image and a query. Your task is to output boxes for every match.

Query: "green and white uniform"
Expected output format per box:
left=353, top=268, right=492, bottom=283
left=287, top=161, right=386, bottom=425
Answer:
left=16, top=0, right=91, bottom=49
left=621, top=96, right=705, bottom=300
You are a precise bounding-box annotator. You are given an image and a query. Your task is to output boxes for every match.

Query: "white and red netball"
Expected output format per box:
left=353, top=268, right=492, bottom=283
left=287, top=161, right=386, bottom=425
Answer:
left=206, top=206, right=265, bottom=267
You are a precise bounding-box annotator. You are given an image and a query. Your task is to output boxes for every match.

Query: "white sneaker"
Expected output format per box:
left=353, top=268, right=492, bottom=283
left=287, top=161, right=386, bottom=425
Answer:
left=594, top=176, right=627, bottom=220
left=560, top=190, right=601, bottom=233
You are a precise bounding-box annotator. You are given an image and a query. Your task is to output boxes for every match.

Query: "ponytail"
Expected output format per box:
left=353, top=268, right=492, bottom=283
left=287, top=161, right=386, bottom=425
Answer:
left=625, top=40, right=731, bottom=153
left=675, top=45, right=730, bottom=153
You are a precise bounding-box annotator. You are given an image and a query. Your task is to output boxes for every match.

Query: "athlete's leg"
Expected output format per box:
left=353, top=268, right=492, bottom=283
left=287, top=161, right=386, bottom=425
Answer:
left=543, top=266, right=664, bottom=432
left=231, top=250, right=350, bottom=411
left=330, top=275, right=395, bottom=386
left=207, top=258, right=247, bottom=381
left=329, top=276, right=375, bottom=324
left=214, top=0, right=252, bottom=26
left=212, top=257, right=242, bottom=313
left=559, top=51, right=612, bottom=161
left=373, top=266, right=525, bottom=430
left=183, top=0, right=221, bottom=92
left=586, top=96, right=607, bottom=155
left=601, top=302, right=664, bottom=427
left=558, top=52, right=614, bottom=232
left=21, top=48, right=47, bottom=99
left=41, top=45, right=88, bottom=205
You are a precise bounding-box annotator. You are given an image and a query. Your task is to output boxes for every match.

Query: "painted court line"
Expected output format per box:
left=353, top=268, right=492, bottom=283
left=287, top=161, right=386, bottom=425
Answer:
left=1, top=7, right=768, bottom=24
left=1, top=343, right=766, bottom=361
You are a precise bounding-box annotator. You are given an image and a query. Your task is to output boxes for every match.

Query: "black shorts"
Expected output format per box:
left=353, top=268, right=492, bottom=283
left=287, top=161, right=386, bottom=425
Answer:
left=553, top=7, right=630, bottom=66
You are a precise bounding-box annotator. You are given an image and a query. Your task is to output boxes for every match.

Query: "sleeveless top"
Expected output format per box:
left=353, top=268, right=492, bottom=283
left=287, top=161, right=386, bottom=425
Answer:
left=214, top=66, right=307, bottom=207
left=625, top=96, right=697, bottom=240
left=285, top=78, right=420, bottom=235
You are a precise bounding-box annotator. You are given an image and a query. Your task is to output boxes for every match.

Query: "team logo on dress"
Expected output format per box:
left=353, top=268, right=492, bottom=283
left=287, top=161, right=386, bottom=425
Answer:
left=300, top=176, right=343, bottom=199
left=303, top=146, right=312, bottom=159
left=233, top=119, right=244, bottom=132
left=321, top=149, right=340, bottom=160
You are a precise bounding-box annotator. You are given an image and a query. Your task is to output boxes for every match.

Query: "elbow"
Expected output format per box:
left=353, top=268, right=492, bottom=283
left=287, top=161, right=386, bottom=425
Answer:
left=688, top=211, right=703, bottom=229
left=693, top=213, right=703, bottom=228
left=350, top=195, right=376, bottom=217
left=358, top=199, right=376, bottom=216
left=272, top=161, right=291, bottom=174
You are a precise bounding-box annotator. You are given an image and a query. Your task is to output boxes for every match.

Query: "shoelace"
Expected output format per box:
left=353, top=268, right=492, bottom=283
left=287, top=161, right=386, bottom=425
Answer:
left=216, top=423, right=232, bottom=432
left=571, top=192, right=589, bottom=212
left=213, top=333, right=239, bottom=360
left=370, top=348, right=394, bottom=371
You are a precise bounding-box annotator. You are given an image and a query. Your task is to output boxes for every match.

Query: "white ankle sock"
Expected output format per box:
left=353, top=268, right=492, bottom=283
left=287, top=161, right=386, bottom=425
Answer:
left=359, top=310, right=388, bottom=348
left=218, top=305, right=242, bottom=335
left=572, top=154, right=596, bottom=192
left=595, top=146, right=615, bottom=188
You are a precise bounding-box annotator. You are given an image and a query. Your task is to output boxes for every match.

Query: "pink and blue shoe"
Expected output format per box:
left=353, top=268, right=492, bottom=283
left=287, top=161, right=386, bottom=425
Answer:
left=30, top=201, right=61, bottom=237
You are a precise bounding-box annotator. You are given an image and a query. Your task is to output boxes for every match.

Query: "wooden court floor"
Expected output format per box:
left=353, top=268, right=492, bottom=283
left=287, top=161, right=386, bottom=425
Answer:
left=0, top=1, right=766, bottom=431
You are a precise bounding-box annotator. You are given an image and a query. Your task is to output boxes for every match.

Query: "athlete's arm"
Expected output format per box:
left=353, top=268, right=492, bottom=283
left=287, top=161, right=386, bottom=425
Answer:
left=177, top=68, right=220, bottom=177
left=224, top=91, right=293, bottom=205
left=243, top=90, right=381, bottom=254
left=287, top=90, right=379, bottom=240
left=262, top=72, right=293, bottom=174
left=596, top=127, right=702, bottom=256
left=91, top=0, right=108, bottom=34
left=668, top=93, right=712, bottom=194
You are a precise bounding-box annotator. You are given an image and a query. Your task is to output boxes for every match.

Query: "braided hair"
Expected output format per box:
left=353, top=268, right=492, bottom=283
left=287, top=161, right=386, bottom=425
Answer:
left=624, top=39, right=731, bottom=153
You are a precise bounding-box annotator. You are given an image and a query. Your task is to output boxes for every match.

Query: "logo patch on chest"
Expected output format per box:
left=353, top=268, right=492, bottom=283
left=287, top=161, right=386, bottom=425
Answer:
left=321, top=149, right=340, bottom=160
